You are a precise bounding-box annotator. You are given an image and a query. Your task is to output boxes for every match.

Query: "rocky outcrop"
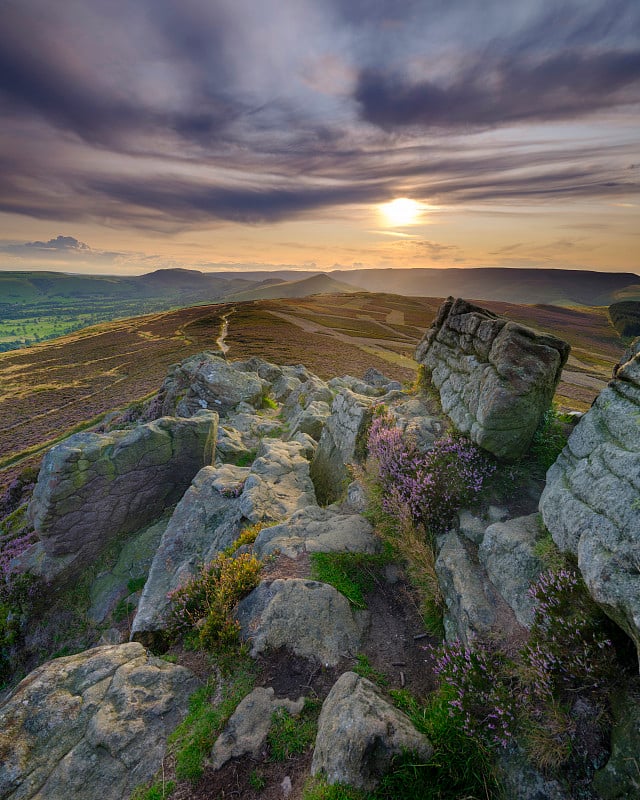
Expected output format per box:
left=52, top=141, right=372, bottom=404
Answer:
left=253, top=506, right=378, bottom=559
left=539, top=339, right=640, bottom=660
left=210, top=687, right=305, bottom=770
left=311, top=672, right=432, bottom=791
left=593, top=685, right=640, bottom=799
left=237, top=579, right=367, bottom=666
left=478, top=514, right=545, bottom=628
left=27, top=412, right=217, bottom=579
left=0, top=643, right=198, bottom=800
left=310, top=389, right=373, bottom=504
left=152, top=352, right=266, bottom=416
left=130, top=465, right=243, bottom=648
left=415, top=297, right=569, bottom=459
left=132, top=438, right=316, bottom=647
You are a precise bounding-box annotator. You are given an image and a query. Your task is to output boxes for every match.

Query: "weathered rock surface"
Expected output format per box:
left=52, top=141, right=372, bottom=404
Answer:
left=237, top=579, right=367, bottom=666
left=436, top=530, right=524, bottom=645
left=253, top=506, right=378, bottom=559
left=239, top=439, right=317, bottom=523
left=478, top=514, right=545, bottom=628
left=497, top=748, right=569, bottom=800
left=0, top=643, right=198, bottom=800
left=27, top=412, right=217, bottom=578
left=130, top=465, right=242, bottom=647
left=415, top=297, right=569, bottom=459
left=153, top=352, right=265, bottom=416
left=310, top=389, right=373, bottom=504
left=539, top=339, right=640, bottom=659
left=210, top=687, right=304, bottom=770
left=311, top=672, right=432, bottom=790
left=593, top=685, right=640, bottom=799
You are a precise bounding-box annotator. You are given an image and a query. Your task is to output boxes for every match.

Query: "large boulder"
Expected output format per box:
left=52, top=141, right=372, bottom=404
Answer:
left=237, top=579, right=367, bottom=666
left=593, top=685, right=640, bottom=799
left=311, top=672, right=433, bottom=790
left=27, top=412, right=217, bottom=578
left=310, top=389, right=373, bottom=504
left=0, top=643, right=198, bottom=800
left=539, top=339, right=640, bottom=662
left=415, top=297, right=569, bottom=459
left=152, top=352, right=266, bottom=417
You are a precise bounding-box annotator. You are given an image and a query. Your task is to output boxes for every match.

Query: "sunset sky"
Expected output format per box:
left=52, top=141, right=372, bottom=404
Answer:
left=0, top=0, right=638, bottom=276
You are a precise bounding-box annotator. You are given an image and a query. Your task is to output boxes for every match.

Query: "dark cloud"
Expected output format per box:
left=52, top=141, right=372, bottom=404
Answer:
left=24, top=235, right=89, bottom=251
left=355, top=48, right=640, bottom=130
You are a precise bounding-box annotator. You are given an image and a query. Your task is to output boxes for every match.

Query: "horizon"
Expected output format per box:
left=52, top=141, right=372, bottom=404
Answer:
left=1, top=1, right=639, bottom=277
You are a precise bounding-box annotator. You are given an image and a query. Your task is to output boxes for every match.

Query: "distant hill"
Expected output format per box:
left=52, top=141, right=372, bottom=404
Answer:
left=223, top=273, right=364, bottom=302
left=330, top=267, right=640, bottom=307
left=609, top=301, right=640, bottom=337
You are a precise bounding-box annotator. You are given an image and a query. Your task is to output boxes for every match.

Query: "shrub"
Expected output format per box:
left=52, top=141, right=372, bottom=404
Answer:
left=168, top=550, right=262, bottom=650
left=367, top=411, right=494, bottom=536
left=530, top=407, right=569, bottom=471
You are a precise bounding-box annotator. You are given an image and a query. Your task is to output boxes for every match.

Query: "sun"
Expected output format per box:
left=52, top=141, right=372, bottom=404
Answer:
left=380, top=197, right=421, bottom=226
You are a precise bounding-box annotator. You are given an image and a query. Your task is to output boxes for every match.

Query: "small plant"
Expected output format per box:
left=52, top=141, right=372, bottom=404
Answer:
left=249, top=770, right=267, bottom=791
left=352, top=653, right=389, bottom=688
left=233, top=449, right=258, bottom=467
left=309, top=551, right=390, bottom=608
left=113, top=598, right=136, bottom=622
left=127, top=576, right=146, bottom=594
left=530, top=406, right=569, bottom=471
left=222, top=521, right=274, bottom=557
left=131, top=779, right=176, bottom=800
left=302, top=778, right=366, bottom=800
left=267, top=698, right=319, bottom=761
left=168, top=549, right=263, bottom=650
left=262, top=393, right=278, bottom=410
left=429, top=639, right=517, bottom=750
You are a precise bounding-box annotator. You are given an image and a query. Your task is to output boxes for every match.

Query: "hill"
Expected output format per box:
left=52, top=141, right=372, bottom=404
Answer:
left=224, top=273, right=364, bottom=302
left=609, top=300, right=640, bottom=337
left=331, top=267, right=640, bottom=306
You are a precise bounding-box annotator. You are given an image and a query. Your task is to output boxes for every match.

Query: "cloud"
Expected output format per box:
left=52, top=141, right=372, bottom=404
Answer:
left=23, top=235, right=90, bottom=252
left=355, top=48, right=640, bottom=130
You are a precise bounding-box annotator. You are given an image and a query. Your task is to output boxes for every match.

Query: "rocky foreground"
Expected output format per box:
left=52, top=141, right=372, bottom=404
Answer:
left=1, top=297, right=638, bottom=800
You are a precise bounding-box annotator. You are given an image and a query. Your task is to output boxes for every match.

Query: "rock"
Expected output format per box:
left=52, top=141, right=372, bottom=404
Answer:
left=363, top=367, right=396, bottom=389
left=593, top=685, right=640, bottom=799
left=436, top=530, right=524, bottom=646
left=457, top=510, right=487, bottom=545
left=311, top=672, right=432, bottom=790
left=539, top=340, right=640, bottom=661
left=253, top=506, right=378, bottom=559
left=497, top=747, right=569, bottom=800
left=239, top=439, right=318, bottom=523
left=88, top=517, right=168, bottom=624
left=478, top=514, right=546, bottom=628
left=280, top=374, right=333, bottom=441
left=237, top=579, right=367, bottom=666
left=0, top=643, right=198, bottom=800
left=210, top=687, right=304, bottom=770
left=153, top=352, right=265, bottom=416
left=343, top=480, right=367, bottom=514
left=390, top=395, right=443, bottom=454
left=415, top=297, right=569, bottom=459
left=310, top=389, right=373, bottom=504
left=130, top=465, right=242, bottom=648
left=27, top=413, right=217, bottom=579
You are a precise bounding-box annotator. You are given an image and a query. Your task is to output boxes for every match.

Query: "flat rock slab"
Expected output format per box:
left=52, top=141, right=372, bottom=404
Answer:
left=237, top=579, right=368, bottom=666
left=253, top=506, right=378, bottom=559
left=210, top=687, right=304, bottom=770
left=0, top=643, right=198, bottom=800
left=540, top=339, right=640, bottom=660
left=27, top=412, right=217, bottom=578
left=415, top=297, right=569, bottom=459
left=311, top=671, right=432, bottom=791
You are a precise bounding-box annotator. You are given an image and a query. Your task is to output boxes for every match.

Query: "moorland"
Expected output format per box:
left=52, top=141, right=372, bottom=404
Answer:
left=0, top=289, right=628, bottom=498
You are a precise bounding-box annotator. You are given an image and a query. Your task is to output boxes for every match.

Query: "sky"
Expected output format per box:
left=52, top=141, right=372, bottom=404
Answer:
left=0, top=0, right=638, bottom=276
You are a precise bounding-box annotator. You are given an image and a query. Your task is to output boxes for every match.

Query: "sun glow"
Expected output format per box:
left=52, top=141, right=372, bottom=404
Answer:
left=380, top=197, right=422, bottom=226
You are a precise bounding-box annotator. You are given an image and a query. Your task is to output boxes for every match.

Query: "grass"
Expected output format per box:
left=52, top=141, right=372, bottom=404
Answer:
left=131, top=779, right=176, bottom=800
left=309, top=550, right=392, bottom=609
left=168, top=652, right=257, bottom=782
left=267, top=697, right=320, bottom=761
left=352, top=654, right=389, bottom=689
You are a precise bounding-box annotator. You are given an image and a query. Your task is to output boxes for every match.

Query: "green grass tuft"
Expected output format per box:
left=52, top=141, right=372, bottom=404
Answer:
left=267, top=698, right=320, bottom=761
left=309, top=550, right=391, bottom=608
